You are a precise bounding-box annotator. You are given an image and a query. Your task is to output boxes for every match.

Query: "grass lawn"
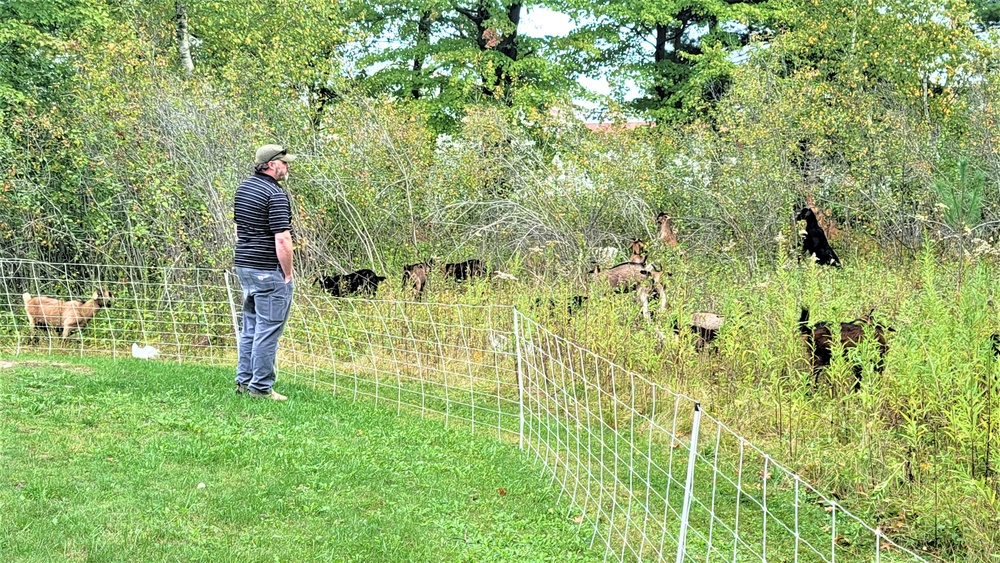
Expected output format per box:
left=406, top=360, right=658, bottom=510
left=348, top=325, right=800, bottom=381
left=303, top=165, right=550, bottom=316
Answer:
left=0, top=357, right=598, bottom=562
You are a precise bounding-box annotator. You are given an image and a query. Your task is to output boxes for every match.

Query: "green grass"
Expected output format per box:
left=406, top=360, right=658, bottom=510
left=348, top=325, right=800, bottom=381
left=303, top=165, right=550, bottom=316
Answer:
left=0, top=357, right=599, bottom=562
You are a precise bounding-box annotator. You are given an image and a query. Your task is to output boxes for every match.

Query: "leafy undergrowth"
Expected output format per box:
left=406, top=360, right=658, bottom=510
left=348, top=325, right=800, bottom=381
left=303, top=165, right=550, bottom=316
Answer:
left=0, top=357, right=599, bottom=562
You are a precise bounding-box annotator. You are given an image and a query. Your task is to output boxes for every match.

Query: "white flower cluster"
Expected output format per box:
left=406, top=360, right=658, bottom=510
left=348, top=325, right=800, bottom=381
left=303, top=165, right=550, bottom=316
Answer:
left=970, top=238, right=1000, bottom=257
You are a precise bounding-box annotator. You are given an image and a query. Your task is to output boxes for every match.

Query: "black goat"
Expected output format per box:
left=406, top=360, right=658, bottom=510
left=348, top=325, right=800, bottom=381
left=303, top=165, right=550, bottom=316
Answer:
left=795, top=207, right=841, bottom=268
left=443, top=259, right=485, bottom=281
left=315, top=269, right=385, bottom=298
left=535, top=295, right=589, bottom=318
left=570, top=294, right=588, bottom=313
left=798, top=307, right=890, bottom=391
left=402, top=261, right=431, bottom=298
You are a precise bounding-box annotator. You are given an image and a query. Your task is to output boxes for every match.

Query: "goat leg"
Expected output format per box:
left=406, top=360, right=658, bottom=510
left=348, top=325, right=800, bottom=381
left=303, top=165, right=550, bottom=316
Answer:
left=635, top=286, right=652, bottom=321
left=654, top=282, right=667, bottom=313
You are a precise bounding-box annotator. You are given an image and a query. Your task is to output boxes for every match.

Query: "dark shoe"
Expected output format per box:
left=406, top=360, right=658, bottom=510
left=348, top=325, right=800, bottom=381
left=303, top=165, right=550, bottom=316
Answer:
left=235, top=383, right=248, bottom=394
left=247, top=389, right=287, bottom=401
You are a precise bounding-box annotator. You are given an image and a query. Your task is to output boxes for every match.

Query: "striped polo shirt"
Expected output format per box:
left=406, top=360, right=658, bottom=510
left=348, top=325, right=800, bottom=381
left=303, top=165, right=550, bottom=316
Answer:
left=233, top=173, right=292, bottom=270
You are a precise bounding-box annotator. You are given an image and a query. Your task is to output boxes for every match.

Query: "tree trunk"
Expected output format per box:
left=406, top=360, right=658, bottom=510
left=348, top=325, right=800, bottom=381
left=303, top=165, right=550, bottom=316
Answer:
left=492, top=2, right=521, bottom=106
left=457, top=1, right=521, bottom=105
left=175, top=2, right=194, bottom=76
left=653, top=24, right=669, bottom=104
left=411, top=11, right=433, bottom=99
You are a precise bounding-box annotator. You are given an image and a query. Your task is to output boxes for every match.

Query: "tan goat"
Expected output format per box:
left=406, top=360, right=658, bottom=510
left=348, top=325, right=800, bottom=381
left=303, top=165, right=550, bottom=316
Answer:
left=23, top=288, right=113, bottom=338
left=628, top=238, right=646, bottom=263
left=656, top=213, right=679, bottom=247
left=594, top=262, right=669, bottom=320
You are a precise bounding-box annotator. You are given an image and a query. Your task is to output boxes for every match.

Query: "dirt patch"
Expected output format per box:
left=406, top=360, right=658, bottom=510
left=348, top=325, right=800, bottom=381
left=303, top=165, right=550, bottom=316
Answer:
left=0, top=360, right=92, bottom=374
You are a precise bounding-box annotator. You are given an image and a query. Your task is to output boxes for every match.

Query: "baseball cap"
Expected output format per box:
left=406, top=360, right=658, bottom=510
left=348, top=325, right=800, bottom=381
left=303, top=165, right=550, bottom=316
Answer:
left=254, top=144, right=297, bottom=164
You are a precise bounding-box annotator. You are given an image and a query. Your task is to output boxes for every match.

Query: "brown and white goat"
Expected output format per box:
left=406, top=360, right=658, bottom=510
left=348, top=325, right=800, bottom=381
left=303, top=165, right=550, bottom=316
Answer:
left=674, top=312, right=725, bottom=350
left=636, top=281, right=667, bottom=320
left=23, top=288, right=113, bottom=338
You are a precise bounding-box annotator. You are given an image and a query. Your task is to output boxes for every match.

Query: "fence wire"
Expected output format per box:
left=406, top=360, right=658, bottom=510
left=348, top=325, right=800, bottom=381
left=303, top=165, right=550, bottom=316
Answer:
left=0, top=259, right=929, bottom=562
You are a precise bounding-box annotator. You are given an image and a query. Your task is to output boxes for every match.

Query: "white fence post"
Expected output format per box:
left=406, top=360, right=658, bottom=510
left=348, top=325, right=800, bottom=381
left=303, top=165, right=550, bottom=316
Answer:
left=513, top=308, right=525, bottom=451
left=675, top=402, right=702, bottom=563
left=875, top=525, right=882, bottom=563
left=225, top=271, right=240, bottom=354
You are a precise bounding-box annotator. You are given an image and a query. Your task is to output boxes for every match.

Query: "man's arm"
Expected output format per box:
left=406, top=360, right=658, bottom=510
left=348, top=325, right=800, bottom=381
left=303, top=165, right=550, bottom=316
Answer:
left=275, top=230, right=293, bottom=282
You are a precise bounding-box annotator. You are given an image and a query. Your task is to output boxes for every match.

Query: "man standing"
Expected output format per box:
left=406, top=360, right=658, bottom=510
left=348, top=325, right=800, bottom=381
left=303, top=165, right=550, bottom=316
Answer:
left=233, top=144, right=296, bottom=401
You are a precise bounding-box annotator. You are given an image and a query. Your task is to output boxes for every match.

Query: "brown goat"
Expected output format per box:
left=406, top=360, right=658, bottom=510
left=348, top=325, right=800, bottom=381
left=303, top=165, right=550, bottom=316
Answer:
left=595, top=261, right=666, bottom=293
left=656, top=213, right=679, bottom=247
left=23, top=288, right=113, bottom=338
left=402, top=261, right=430, bottom=298
left=628, top=238, right=646, bottom=263
left=798, top=307, right=891, bottom=391
left=594, top=262, right=668, bottom=319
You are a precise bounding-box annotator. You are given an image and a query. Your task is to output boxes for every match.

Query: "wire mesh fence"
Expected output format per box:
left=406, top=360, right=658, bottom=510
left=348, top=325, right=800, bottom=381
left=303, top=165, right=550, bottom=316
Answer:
left=0, top=258, right=235, bottom=363
left=0, top=259, right=929, bottom=562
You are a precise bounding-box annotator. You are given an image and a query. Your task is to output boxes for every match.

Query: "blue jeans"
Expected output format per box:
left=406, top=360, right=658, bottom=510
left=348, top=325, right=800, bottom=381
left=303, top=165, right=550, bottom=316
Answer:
left=235, top=267, right=294, bottom=393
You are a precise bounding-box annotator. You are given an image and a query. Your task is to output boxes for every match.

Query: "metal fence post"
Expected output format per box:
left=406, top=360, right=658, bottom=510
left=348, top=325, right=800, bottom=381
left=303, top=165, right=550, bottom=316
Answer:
left=225, top=271, right=240, bottom=355
left=513, top=308, right=525, bottom=451
left=675, top=402, right=702, bottom=563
